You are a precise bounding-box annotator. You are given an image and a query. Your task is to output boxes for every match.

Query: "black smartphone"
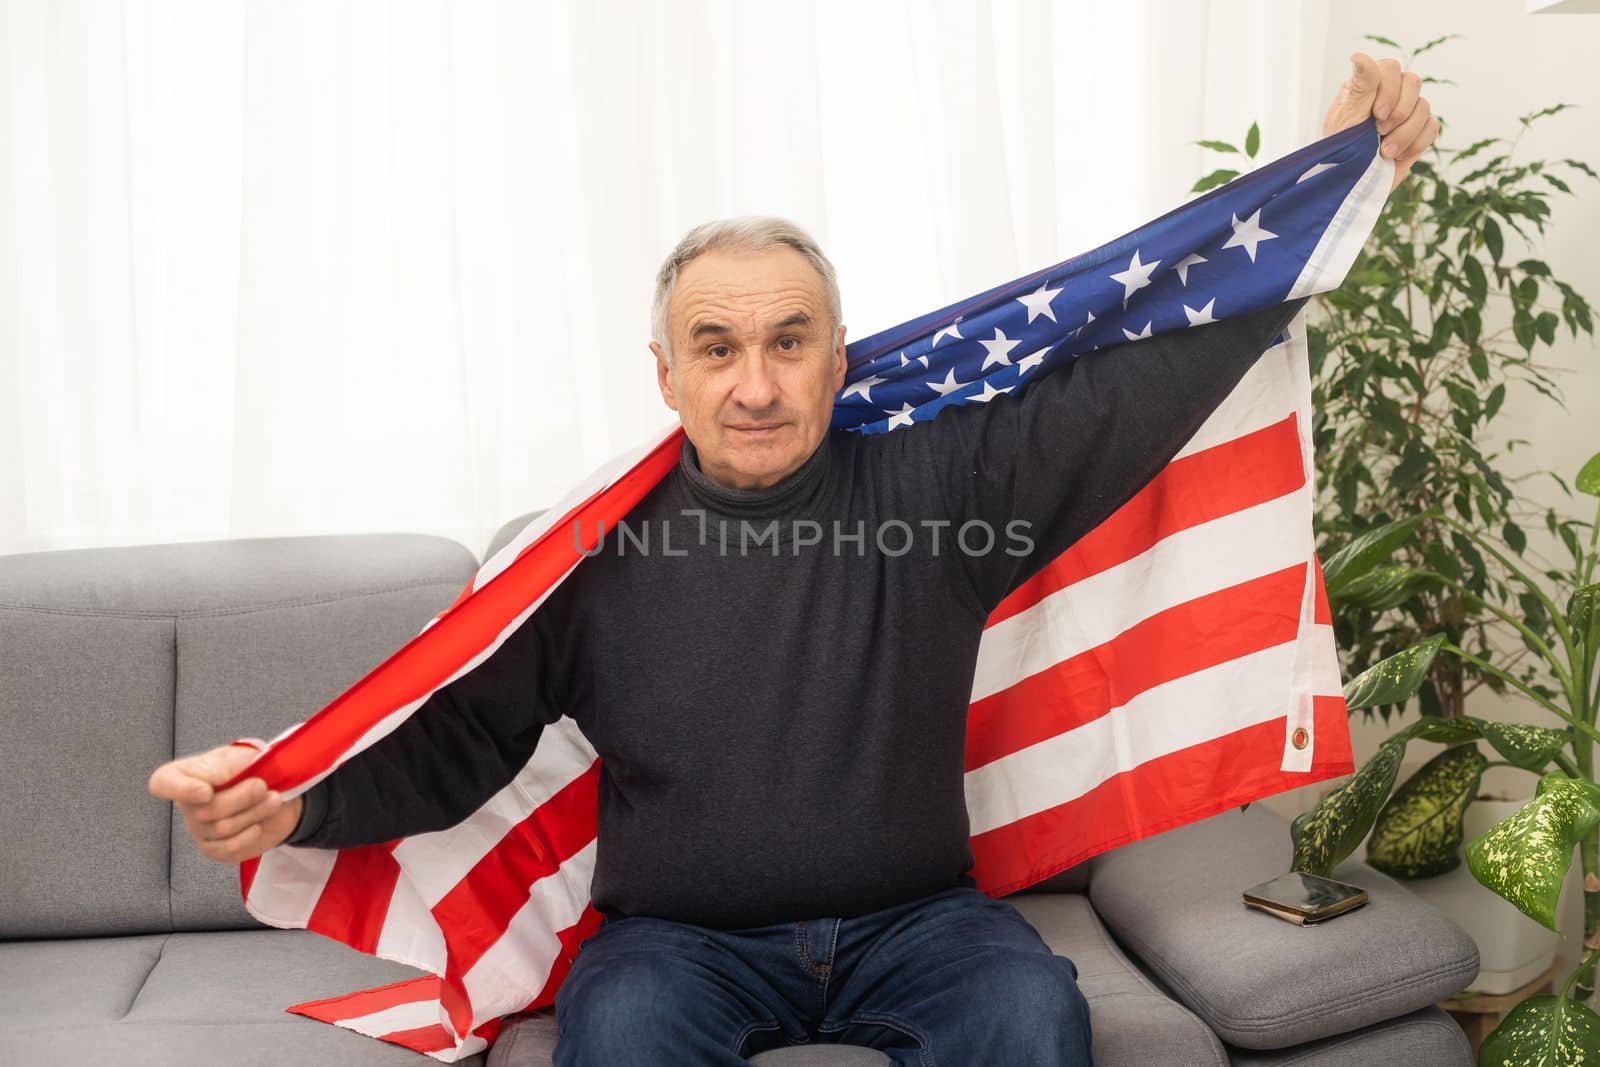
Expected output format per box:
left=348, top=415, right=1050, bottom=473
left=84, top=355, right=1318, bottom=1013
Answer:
left=1241, top=870, right=1369, bottom=925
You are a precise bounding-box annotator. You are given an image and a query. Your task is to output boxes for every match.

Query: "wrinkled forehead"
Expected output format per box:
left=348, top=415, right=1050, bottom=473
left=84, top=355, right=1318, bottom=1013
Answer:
left=670, top=246, right=829, bottom=335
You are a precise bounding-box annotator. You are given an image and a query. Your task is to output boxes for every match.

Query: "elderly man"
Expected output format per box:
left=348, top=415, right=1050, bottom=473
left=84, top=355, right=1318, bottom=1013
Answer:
left=150, top=54, right=1435, bottom=1065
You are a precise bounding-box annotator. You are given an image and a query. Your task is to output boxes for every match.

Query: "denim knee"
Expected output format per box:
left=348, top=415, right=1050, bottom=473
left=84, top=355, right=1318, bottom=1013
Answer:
left=983, top=952, right=1093, bottom=1064
left=554, top=951, right=686, bottom=1060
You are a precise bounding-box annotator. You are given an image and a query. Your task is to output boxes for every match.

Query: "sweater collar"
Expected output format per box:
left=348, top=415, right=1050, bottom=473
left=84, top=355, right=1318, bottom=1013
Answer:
left=678, top=431, right=833, bottom=521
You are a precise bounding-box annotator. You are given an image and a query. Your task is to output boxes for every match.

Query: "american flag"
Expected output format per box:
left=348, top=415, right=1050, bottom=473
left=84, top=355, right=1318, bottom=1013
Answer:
left=224, top=117, right=1389, bottom=1061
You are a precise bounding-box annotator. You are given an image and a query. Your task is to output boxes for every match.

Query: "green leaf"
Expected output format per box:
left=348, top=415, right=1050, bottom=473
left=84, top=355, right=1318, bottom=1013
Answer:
left=1343, top=634, right=1446, bottom=711
left=1503, top=521, right=1527, bottom=554
left=1479, top=994, right=1600, bottom=1064
left=1245, top=121, right=1260, bottom=159
left=1291, top=738, right=1407, bottom=877
left=1465, top=774, right=1600, bottom=929
left=1367, top=743, right=1488, bottom=879
left=1194, top=139, right=1240, bottom=154
left=1569, top=584, right=1600, bottom=661
left=1463, top=256, right=1488, bottom=304
left=1190, top=169, right=1241, bottom=194
left=1322, top=514, right=1431, bottom=596
left=1578, top=452, right=1600, bottom=497
left=1484, top=217, right=1504, bottom=264
left=1478, top=720, right=1574, bottom=773
left=1334, top=563, right=1421, bottom=613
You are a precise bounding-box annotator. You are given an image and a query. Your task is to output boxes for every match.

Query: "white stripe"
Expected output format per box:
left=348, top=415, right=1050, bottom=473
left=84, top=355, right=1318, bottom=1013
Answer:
left=242, top=845, right=338, bottom=927
left=966, top=640, right=1299, bottom=835
left=374, top=877, right=448, bottom=974
left=1289, top=141, right=1393, bottom=301
left=460, top=836, right=600, bottom=1030
left=334, top=997, right=441, bottom=1036
left=390, top=717, right=599, bottom=908
left=427, top=1034, right=488, bottom=1062
left=971, top=490, right=1309, bottom=702
left=1172, top=334, right=1294, bottom=461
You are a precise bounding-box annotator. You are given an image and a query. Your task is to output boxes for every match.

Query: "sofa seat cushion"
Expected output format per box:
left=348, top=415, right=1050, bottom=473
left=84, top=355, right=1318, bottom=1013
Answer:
left=1085, top=804, right=1480, bottom=1050
left=1224, top=1004, right=1472, bottom=1066
left=0, top=928, right=483, bottom=1066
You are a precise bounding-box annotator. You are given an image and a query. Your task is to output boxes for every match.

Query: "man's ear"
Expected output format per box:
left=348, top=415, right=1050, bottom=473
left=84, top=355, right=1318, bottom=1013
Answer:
left=650, top=340, right=679, bottom=411
left=831, top=323, right=848, bottom=392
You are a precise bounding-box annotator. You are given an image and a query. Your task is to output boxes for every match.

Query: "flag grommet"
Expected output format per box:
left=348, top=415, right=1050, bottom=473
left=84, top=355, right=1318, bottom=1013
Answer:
left=1291, top=727, right=1309, bottom=750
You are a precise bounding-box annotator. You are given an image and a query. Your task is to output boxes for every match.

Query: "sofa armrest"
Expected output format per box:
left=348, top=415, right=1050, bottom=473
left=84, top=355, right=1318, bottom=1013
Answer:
left=1084, top=803, right=1479, bottom=1051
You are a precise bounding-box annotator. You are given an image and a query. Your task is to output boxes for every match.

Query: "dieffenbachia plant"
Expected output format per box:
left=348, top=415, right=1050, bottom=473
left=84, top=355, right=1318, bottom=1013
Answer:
left=1288, top=451, right=1600, bottom=1062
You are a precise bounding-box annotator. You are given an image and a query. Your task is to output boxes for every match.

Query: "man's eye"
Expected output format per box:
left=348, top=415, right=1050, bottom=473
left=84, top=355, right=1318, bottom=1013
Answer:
left=779, top=337, right=799, bottom=351
left=709, top=345, right=730, bottom=358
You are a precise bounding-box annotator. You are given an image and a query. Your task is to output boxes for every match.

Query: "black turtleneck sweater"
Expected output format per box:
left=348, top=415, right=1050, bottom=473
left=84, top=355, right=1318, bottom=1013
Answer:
left=285, top=296, right=1307, bottom=930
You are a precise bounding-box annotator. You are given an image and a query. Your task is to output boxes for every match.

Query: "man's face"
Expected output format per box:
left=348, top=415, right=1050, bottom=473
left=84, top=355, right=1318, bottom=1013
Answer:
left=650, top=245, right=848, bottom=491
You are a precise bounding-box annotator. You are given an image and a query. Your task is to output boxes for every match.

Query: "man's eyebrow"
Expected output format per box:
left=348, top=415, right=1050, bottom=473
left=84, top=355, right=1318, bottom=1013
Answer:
left=688, top=312, right=815, bottom=342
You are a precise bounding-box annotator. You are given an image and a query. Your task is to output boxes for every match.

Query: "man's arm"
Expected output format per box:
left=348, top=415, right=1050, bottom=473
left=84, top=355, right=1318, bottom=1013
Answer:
left=897, top=295, right=1310, bottom=615
left=281, top=601, right=568, bottom=850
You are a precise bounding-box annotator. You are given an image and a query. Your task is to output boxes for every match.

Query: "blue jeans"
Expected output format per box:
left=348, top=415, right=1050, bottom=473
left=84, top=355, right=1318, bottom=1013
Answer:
left=551, top=880, right=1093, bottom=1065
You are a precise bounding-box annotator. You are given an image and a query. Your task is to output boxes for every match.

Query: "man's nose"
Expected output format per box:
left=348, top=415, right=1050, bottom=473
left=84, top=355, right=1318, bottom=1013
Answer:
left=730, top=350, right=780, bottom=409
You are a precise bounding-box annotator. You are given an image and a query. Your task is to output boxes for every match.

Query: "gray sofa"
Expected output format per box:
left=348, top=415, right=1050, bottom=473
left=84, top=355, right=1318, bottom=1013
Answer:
left=0, top=515, right=1481, bottom=1066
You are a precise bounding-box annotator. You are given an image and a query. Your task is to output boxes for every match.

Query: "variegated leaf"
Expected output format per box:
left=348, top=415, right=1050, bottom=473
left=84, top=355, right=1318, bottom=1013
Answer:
left=1404, top=714, right=1482, bottom=746
left=1343, top=634, right=1446, bottom=711
left=1291, top=738, right=1406, bottom=877
left=1466, top=774, right=1600, bottom=930
left=1479, top=993, right=1600, bottom=1065
left=1478, top=719, right=1575, bottom=773
left=1570, top=583, right=1600, bottom=659
left=1576, top=451, right=1600, bottom=497
left=1366, top=743, right=1488, bottom=879
left=1322, top=514, right=1431, bottom=597
left=1331, top=562, right=1423, bottom=612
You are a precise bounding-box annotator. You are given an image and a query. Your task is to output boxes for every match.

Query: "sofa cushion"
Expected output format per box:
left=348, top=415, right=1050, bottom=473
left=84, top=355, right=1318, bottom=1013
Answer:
left=0, top=928, right=483, bottom=1066
left=0, top=584, right=178, bottom=937
left=1224, top=1004, right=1472, bottom=1066
left=1085, top=803, right=1479, bottom=1050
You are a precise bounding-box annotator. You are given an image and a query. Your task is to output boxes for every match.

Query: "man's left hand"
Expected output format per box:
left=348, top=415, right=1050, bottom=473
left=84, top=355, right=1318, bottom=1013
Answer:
left=1322, top=51, right=1439, bottom=194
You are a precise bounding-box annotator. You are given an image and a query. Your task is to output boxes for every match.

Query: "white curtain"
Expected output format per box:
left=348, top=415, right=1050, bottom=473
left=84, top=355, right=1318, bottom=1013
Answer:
left=0, top=0, right=1332, bottom=559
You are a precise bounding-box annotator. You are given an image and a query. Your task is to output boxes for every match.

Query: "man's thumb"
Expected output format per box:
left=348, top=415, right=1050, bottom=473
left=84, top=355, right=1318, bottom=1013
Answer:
left=1346, top=52, right=1380, bottom=100
left=189, top=743, right=261, bottom=787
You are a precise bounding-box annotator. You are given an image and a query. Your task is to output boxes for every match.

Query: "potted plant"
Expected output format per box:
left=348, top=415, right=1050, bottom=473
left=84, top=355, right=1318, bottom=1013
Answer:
left=1289, top=451, right=1599, bottom=1059
left=1192, top=30, right=1598, bottom=1006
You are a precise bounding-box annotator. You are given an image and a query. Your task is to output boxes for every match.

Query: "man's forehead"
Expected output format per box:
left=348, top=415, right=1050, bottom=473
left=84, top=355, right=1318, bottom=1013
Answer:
left=671, top=247, right=826, bottom=325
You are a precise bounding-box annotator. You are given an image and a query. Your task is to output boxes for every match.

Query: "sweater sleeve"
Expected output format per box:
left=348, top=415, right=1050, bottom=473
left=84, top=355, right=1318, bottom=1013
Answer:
left=278, top=600, right=568, bottom=851
left=898, top=295, right=1310, bottom=616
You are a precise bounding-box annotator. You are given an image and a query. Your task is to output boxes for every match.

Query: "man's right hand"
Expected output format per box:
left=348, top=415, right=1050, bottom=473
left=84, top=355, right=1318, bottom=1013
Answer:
left=147, top=744, right=303, bottom=863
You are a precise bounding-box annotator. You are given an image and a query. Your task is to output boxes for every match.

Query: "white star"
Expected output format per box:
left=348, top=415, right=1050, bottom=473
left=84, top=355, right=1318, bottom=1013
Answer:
left=931, top=319, right=964, bottom=347
left=918, top=354, right=930, bottom=367
left=886, top=402, right=917, bottom=430
left=967, top=381, right=1014, bottom=403
left=1296, top=161, right=1337, bottom=184
left=979, top=327, right=1022, bottom=370
left=1109, top=249, right=1161, bottom=307
left=841, top=373, right=886, bottom=402
left=1121, top=322, right=1154, bottom=341
left=1016, top=348, right=1048, bottom=375
left=926, top=369, right=969, bottom=397
left=1183, top=299, right=1217, bottom=326
left=1174, top=253, right=1207, bottom=286
left=1222, top=208, right=1278, bottom=262
left=1015, top=280, right=1063, bottom=324
left=899, top=351, right=910, bottom=367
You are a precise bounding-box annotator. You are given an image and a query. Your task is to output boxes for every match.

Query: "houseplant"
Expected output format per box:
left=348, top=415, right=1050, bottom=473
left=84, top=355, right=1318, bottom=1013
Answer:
left=1288, top=451, right=1599, bottom=1060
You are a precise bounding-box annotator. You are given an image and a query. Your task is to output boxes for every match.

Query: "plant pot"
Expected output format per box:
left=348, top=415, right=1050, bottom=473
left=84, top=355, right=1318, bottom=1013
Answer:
left=1390, top=795, right=1561, bottom=995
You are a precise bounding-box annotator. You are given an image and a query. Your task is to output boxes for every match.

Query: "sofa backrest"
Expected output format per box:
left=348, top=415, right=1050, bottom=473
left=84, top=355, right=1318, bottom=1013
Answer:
left=0, top=533, right=478, bottom=937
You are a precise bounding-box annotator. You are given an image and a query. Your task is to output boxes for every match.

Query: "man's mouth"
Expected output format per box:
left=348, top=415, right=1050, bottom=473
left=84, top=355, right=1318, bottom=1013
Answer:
left=730, top=422, right=786, bottom=436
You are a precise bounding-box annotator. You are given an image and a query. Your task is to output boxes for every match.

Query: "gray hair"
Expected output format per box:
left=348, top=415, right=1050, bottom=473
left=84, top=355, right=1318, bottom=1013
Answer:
left=651, top=215, right=843, bottom=366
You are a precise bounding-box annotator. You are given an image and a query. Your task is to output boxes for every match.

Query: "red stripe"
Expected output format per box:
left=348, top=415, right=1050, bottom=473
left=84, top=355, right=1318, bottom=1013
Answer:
left=372, top=1023, right=458, bottom=1054
left=219, top=428, right=684, bottom=794
left=515, top=905, right=608, bottom=1013
left=434, top=760, right=603, bottom=1036
left=305, top=844, right=403, bottom=953
left=971, top=693, right=1355, bottom=896
left=287, top=974, right=439, bottom=1022
left=966, top=564, right=1306, bottom=771
left=989, top=412, right=1304, bottom=626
